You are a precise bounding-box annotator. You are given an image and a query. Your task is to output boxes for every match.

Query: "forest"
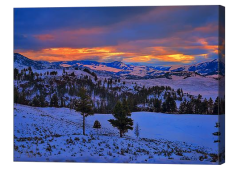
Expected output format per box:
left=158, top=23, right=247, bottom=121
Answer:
left=14, top=67, right=225, bottom=115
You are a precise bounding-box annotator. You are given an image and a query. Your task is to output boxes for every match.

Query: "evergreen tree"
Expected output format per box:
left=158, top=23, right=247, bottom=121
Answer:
left=164, top=96, right=177, bottom=113
left=75, top=87, right=94, bottom=135
left=28, top=66, right=32, bottom=72
left=100, top=100, right=106, bottom=114
left=179, top=100, right=187, bottom=114
left=14, top=87, right=19, bottom=104
left=32, top=95, right=40, bottom=107
left=93, top=120, right=101, bottom=134
left=70, top=72, right=75, bottom=77
left=162, top=101, right=167, bottom=113
left=186, top=101, right=193, bottom=114
left=94, top=75, right=98, bottom=81
left=213, top=97, right=220, bottom=115
left=108, top=100, right=133, bottom=137
left=60, top=97, right=64, bottom=107
left=177, top=88, right=181, bottom=96
left=193, top=94, right=202, bottom=114
left=69, top=86, right=74, bottom=96
left=50, top=93, right=59, bottom=107
left=14, top=68, right=19, bottom=80
left=39, top=94, right=46, bottom=107
left=220, top=97, right=225, bottom=114
left=19, top=91, right=27, bottom=105
left=201, top=98, right=208, bottom=114
left=153, top=99, right=162, bottom=112
left=30, top=71, right=34, bottom=82
left=134, top=123, right=140, bottom=138
left=208, top=97, right=214, bottom=114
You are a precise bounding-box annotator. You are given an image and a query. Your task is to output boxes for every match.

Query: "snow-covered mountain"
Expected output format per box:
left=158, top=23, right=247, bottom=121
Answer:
left=169, top=59, right=225, bottom=76
left=14, top=53, right=51, bottom=70
left=14, top=53, right=225, bottom=77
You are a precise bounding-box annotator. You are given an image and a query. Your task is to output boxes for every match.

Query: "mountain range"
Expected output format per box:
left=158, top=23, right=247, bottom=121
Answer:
left=14, top=53, right=225, bottom=78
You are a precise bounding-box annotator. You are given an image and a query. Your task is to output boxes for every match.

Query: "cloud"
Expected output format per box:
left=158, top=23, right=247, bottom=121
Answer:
left=34, top=34, right=55, bottom=41
left=14, top=6, right=220, bottom=65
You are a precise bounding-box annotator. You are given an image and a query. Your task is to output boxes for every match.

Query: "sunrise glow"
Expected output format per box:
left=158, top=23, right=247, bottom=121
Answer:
left=14, top=6, right=223, bottom=65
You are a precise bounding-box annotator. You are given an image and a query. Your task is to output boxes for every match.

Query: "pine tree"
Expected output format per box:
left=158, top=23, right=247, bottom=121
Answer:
left=19, top=91, right=27, bottom=105
left=30, top=71, right=34, bottom=82
left=201, top=98, right=208, bottom=114
left=93, top=120, right=101, bottom=134
left=179, top=100, right=187, bottom=114
left=14, top=68, right=19, bottom=80
left=32, top=95, right=40, bottom=107
left=220, top=97, right=225, bottom=114
left=153, top=99, right=161, bottom=112
left=213, top=97, right=220, bottom=115
left=60, top=97, right=64, bottom=107
left=14, top=87, right=19, bottom=104
left=208, top=97, right=214, bottom=114
left=162, top=101, right=167, bottom=113
left=28, top=66, right=32, bottom=72
left=186, top=101, right=193, bottom=114
left=134, top=123, right=140, bottom=138
left=75, top=87, right=94, bottom=135
left=39, top=94, right=46, bottom=107
left=108, top=99, right=133, bottom=137
left=164, top=95, right=177, bottom=113
left=50, top=93, right=59, bottom=107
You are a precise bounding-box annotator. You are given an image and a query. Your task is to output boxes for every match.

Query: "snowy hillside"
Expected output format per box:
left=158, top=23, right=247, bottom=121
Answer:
left=14, top=53, right=50, bottom=70
left=169, top=59, right=225, bottom=76
left=127, top=76, right=224, bottom=100
left=14, top=104, right=221, bottom=164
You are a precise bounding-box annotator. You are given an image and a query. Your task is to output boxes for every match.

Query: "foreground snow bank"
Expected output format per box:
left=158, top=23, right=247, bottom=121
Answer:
left=14, top=104, right=220, bottom=164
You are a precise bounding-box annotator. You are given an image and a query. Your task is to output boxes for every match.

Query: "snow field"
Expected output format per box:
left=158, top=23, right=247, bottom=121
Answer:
left=14, top=104, right=220, bottom=164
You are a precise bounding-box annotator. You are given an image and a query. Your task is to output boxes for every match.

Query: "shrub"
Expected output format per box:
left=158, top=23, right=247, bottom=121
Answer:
left=66, top=137, right=74, bottom=144
left=74, top=137, right=80, bottom=141
left=46, top=144, right=52, bottom=152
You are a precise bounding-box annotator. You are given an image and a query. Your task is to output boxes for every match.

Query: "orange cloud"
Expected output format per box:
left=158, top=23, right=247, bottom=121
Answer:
left=34, top=34, right=55, bottom=41
left=15, top=44, right=208, bottom=64
left=193, top=23, right=218, bottom=33
left=16, top=47, right=127, bottom=62
left=16, top=35, right=217, bottom=64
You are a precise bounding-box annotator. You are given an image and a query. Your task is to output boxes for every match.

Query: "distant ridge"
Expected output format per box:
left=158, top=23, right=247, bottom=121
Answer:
left=14, top=53, right=225, bottom=76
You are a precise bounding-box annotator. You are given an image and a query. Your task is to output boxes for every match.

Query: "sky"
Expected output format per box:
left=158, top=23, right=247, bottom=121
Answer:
left=14, top=6, right=224, bottom=66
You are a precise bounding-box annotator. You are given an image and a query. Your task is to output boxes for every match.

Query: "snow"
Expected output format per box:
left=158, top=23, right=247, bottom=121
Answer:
left=169, top=65, right=186, bottom=71
left=128, top=66, right=146, bottom=77
left=60, top=64, right=71, bottom=67
left=126, top=75, right=222, bottom=100
left=89, top=112, right=219, bottom=151
left=32, top=68, right=93, bottom=77
left=14, top=104, right=221, bottom=164
left=84, top=64, right=122, bottom=73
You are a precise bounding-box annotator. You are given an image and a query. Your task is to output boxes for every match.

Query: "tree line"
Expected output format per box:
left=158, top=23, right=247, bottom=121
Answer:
left=14, top=67, right=225, bottom=115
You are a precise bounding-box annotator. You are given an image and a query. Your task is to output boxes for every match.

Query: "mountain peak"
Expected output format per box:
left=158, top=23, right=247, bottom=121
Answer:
left=106, top=60, right=128, bottom=69
left=14, top=53, right=49, bottom=70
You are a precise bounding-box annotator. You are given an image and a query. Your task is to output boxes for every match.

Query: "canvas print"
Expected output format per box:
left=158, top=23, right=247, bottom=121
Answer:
left=14, top=6, right=225, bottom=164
